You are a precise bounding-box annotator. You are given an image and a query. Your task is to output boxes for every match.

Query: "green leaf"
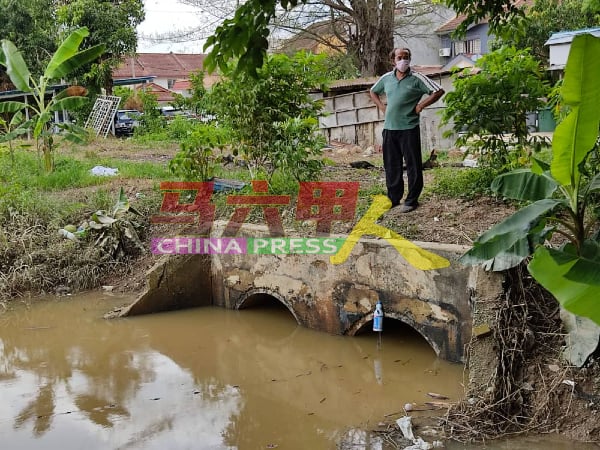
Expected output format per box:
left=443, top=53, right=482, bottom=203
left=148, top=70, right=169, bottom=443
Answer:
left=0, top=101, right=26, bottom=114
left=478, top=198, right=561, bottom=243
left=0, top=128, right=28, bottom=142
left=460, top=198, right=561, bottom=270
left=491, top=169, right=559, bottom=201
left=587, top=172, right=600, bottom=194
left=0, top=40, right=32, bottom=92
left=46, top=45, right=105, bottom=80
left=51, top=96, right=89, bottom=111
left=529, top=246, right=600, bottom=325
left=33, top=111, right=52, bottom=139
left=531, top=157, right=550, bottom=174
left=44, top=28, right=89, bottom=78
left=460, top=230, right=533, bottom=271
left=551, top=34, right=600, bottom=187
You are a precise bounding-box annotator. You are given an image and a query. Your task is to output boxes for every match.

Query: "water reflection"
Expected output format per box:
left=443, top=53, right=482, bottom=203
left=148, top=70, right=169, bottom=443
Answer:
left=0, top=293, right=463, bottom=449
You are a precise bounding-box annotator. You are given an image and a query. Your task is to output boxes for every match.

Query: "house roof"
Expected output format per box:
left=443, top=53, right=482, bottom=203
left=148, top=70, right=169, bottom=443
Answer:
left=545, top=27, right=600, bottom=46
left=113, top=53, right=206, bottom=80
left=170, top=74, right=222, bottom=90
left=326, top=65, right=449, bottom=92
left=436, top=14, right=481, bottom=34
left=172, top=80, right=192, bottom=91
left=135, top=82, right=175, bottom=103
left=441, top=54, right=476, bottom=72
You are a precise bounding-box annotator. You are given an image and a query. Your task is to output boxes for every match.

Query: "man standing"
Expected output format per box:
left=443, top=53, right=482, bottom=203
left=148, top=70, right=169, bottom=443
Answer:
left=369, top=48, right=445, bottom=213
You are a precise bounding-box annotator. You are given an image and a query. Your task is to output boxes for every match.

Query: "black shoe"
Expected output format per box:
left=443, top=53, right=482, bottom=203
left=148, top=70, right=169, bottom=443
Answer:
left=399, top=204, right=417, bottom=213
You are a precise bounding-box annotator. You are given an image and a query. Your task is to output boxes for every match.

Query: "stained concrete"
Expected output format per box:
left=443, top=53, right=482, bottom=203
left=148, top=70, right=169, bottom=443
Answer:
left=116, top=224, right=504, bottom=364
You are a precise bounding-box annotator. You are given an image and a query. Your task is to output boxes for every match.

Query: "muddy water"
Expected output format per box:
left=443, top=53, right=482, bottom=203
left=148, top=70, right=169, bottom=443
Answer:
left=1, top=294, right=594, bottom=450
left=0, top=291, right=466, bottom=449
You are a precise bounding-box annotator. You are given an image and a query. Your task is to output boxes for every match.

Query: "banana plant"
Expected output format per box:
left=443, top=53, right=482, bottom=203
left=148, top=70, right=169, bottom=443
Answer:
left=459, top=34, right=600, bottom=325
left=87, top=187, right=145, bottom=259
left=0, top=27, right=104, bottom=172
left=0, top=111, right=31, bottom=164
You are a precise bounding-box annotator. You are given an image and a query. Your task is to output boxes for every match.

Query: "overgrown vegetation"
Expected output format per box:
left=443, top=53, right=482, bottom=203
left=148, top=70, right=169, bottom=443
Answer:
left=441, top=46, right=551, bottom=173
left=0, top=145, right=165, bottom=300
left=0, top=27, right=104, bottom=172
left=168, top=124, right=228, bottom=181
left=460, top=35, right=600, bottom=326
left=429, top=166, right=499, bottom=200
left=206, top=51, right=329, bottom=181
left=444, top=265, right=569, bottom=442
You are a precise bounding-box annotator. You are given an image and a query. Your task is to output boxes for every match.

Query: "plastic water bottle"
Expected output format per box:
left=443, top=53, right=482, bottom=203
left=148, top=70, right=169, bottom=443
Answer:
left=58, top=228, right=77, bottom=240
left=373, top=300, right=383, bottom=332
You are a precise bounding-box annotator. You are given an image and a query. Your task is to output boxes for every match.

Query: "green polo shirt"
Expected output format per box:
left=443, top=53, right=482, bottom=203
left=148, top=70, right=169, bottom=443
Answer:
left=371, top=69, right=435, bottom=130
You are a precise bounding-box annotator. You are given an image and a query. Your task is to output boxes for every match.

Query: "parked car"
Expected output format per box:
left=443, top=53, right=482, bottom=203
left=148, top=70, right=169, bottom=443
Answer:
left=159, top=106, right=197, bottom=122
left=114, top=110, right=141, bottom=137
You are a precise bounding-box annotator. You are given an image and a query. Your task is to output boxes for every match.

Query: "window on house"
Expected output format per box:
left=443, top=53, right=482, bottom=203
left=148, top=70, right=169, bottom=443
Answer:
left=453, top=41, right=465, bottom=55
left=453, top=39, right=482, bottom=55
left=467, top=39, right=481, bottom=54
left=167, top=79, right=175, bottom=89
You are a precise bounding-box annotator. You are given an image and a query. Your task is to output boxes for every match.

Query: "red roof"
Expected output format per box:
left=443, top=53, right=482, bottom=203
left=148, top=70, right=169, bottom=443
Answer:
left=113, top=53, right=206, bottom=79
left=436, top=14, right=478, bottom=33
left=135, top=82, right=175, bottom=103
left=172, top=80, right=192, bottom=90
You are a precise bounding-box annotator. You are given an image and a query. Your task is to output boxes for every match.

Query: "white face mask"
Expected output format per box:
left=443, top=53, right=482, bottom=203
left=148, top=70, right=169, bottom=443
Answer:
left=396, top=59, right=410, bottom=72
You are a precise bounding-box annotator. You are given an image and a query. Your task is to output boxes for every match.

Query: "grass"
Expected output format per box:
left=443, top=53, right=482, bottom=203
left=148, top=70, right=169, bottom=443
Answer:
left=1, top=149, right=170, bottom=191
left=427, top=166, right=499, bottom=200
left=0, top=145, right=171, bottom=301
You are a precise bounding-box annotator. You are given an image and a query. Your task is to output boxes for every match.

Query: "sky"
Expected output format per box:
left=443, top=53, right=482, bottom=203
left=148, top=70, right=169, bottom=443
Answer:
left=137, top=0, right=207, bottom=53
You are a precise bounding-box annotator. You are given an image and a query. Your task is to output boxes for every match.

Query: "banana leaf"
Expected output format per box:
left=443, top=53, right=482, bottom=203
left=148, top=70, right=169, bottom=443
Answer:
left=51, top=96, right=89, bottom=112
left=0, top=128, right=28, bottom=142
left=586, top=172, right=600, bottom=194
left=551, top=34, right=600, bottom=187
left=459, top=198, right=561, bottom=270
left=529, top=245, right=600, bottom=325
left=0, top=101, right=26, bottom=114
left=0, top=40, right=31, bottom=92
left=92, top=212, right=117, bottom=225
left=491, top=169, right=559, bottom=201
left=44, top=28, right=104, bottom=80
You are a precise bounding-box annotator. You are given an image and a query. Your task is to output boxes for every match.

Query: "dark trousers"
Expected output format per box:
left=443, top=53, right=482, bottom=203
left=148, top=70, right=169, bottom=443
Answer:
left=382, top=127, right=423, bottom=207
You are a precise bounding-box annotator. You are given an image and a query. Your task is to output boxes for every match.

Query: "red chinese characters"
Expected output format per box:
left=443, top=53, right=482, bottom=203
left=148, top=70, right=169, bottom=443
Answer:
left=296, top=182, right=359, bottom=234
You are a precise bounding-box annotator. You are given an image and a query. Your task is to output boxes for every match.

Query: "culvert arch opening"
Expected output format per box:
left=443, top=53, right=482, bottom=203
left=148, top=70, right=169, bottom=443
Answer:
left=352, top=317, right=439, bottom=357
left=237, top=291, right=299, bottom=324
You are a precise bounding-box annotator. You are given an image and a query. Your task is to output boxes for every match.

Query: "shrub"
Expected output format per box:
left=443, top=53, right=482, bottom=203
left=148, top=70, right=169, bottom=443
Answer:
left=168, top=125, right=228, bottom=181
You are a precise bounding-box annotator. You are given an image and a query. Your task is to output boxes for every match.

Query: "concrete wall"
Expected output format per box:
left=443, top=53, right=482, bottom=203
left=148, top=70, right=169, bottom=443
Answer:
left=118, top=225, right=504, bottom=363
left=319, top=87, right=456, bottom=152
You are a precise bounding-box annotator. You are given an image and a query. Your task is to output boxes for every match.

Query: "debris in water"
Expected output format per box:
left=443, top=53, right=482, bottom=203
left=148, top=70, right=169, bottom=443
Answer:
left=427, top=392, right=449, bottom=400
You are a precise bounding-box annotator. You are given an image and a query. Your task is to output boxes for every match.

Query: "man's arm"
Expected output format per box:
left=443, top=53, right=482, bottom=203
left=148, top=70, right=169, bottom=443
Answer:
left=416, top=89, right=445, bottom=114
left=369, top=90, right=386, bottom=114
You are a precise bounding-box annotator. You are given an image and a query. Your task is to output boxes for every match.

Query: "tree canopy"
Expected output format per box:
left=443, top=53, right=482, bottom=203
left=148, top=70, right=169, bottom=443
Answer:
left=57, top=0, right=145, bottom=94
left=203, top=0, right=519, bottom=76
left=494, top=0, right=600, bottom=60
left=0, top=0, right=57, bottom=87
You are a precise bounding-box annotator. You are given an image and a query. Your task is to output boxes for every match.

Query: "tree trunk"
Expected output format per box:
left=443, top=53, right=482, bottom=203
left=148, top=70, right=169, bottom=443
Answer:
left=349, top=0, right=394, bottom=76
